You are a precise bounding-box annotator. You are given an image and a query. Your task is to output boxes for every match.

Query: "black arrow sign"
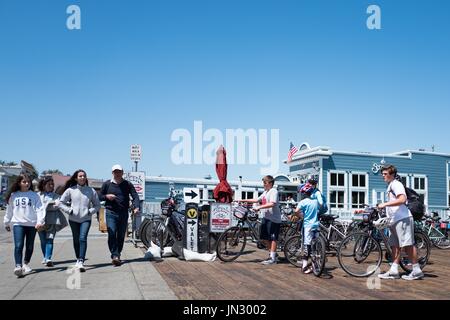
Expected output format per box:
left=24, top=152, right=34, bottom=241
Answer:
left=188, top=220, right=197, bottom=226
left=184, top=190, right=198, bottom=199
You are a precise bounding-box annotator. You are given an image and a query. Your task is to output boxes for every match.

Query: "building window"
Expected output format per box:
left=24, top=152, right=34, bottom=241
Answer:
left=241, top=191, right=254, bottom=200
left=330, top=173, right=345, bottom=187
left=351, top=174, right=366, bottom=188
left=329, top=171, right=347, bottom=209
left=330, top=191, right=345, bottom=208
left=411, top=175, right=427, bottom=206
left=414, top=177, right=425, bottom=191
left=351, top=191, right=366, bottom=209
left=208, top=190, right=214, bottom=200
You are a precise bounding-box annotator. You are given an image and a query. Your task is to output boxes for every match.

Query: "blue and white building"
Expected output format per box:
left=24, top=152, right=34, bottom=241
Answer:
left=286, top=143, right=450, bottom=219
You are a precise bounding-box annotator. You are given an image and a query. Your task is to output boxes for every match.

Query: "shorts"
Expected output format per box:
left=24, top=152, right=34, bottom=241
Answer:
left=303, top=225, right=319, bottom=246
left=388, top=217, right=414, bottom=248
left=260, top=218, right=281, bottom=241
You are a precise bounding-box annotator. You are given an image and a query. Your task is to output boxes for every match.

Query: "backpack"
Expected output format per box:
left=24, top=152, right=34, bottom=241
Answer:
left=390, top=181, right=425, bottom=221
left=316, top=190, right=328, bottom=216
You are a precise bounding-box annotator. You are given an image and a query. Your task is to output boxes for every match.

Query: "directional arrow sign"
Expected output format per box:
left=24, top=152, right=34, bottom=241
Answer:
left=187, top=220, right=197, bottom=226
left=183, top=187, right=200, bottom=204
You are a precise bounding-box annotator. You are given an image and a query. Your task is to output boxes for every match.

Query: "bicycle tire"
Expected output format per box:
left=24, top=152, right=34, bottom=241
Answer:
left=337, top=232, right=382, bottom=277
left=138, top=219, right=151, bottom=246
left=216, top=226, right=247, bottom=262
left=399, top=230, right=431, bottom=272
left=283, top=235, right=303, bottom=268
left=431, top=227, right=450, bottom=249
left=311, top=234, right=327, bottom=277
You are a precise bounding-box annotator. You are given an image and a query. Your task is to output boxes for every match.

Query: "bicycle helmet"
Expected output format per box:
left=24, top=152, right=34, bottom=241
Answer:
left=307, top=175, right=318, bottom=185
left=298, top=182, right=314, bottom=194
left=373, top=217, right=392, bottom=230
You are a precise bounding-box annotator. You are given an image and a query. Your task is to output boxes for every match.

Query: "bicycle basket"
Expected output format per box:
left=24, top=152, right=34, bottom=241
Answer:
left=233, top=205, right=248, bottom=220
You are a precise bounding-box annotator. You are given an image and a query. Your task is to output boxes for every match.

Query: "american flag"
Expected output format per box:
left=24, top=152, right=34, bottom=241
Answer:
left=287, top=142, right=298, bottom=163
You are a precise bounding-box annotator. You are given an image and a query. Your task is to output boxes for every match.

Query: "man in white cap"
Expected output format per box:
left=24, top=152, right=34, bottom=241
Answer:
left=99, top=165, right=140, bottom=266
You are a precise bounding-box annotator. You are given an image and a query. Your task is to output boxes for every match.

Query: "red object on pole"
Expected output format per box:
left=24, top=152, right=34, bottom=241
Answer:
left=213, top=145, right=233, bottom=203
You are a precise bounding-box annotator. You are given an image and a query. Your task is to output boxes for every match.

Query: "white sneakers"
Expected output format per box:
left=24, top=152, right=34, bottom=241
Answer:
left=378, top=271, right=400, bottom=279
left=14, top=266, right=23, bottom=277
left=402, top=271, right=425, bottom=280
left=75, top=260, right=86, bottom=272
left=14, top=264, right=32, bottom=277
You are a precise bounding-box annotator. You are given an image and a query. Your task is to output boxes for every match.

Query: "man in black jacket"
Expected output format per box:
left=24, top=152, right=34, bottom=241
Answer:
left=99, top=164, right=140, bottom=266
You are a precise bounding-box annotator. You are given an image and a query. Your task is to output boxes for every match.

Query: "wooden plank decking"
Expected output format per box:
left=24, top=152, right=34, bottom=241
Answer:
left=151, top=244, right=450, bottom=300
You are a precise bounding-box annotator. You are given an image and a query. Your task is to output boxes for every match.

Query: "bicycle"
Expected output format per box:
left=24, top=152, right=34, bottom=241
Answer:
left=216, top=204, right=263, bottom=262
left=283, top=225, right=327, bottom=277
left=337, top=206, right=431, bottom=277
left=416, top=213, right=450, bottom=249
left=319, top=214, right=354, bottom=255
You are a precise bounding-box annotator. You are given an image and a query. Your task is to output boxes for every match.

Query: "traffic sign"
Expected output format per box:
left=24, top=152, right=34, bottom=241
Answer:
left=130, top=144, right=142, bottom=161
left=183, top=187, right=200, bottom=204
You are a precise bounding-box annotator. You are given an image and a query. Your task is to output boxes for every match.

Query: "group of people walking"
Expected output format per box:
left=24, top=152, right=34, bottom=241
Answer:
left=3, top=165, right=140, bottom=278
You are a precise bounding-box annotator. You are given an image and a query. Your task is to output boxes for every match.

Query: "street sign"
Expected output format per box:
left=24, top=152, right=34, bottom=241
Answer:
left=183, top=187, right=200, bottom=204
left=210, top=203, right=232, bottom=233
left=124, top=171, right=146, bottom=201
left=130, top=144, right=142, bottom=161
left=184, top=203, right=199, bottom=252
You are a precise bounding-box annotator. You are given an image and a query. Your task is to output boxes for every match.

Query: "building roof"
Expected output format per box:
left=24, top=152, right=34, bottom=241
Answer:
left=286, top=145, right=450, bottom=163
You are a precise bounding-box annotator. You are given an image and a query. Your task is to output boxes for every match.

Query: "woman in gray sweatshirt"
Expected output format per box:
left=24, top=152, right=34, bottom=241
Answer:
left=58, top=169, right=100, bottom=272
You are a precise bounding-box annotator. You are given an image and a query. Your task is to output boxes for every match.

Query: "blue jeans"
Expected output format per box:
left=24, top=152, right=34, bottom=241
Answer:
left=69, top=220, right=91, bottom=261
left=38, top=231, right=54, bottom=260
left=13, top=225, right=37, bottom=266
left=106, top=210, right=128, bottom=259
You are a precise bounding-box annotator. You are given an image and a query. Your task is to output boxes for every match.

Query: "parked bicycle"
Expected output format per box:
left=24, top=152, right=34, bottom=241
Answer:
left=319, top=214, right=354, bottom=255
left=216, top=204, right=261, bottom=262
left=337, top=206, right=431, bottom=277
left=416, top=212, right=450, bottom=249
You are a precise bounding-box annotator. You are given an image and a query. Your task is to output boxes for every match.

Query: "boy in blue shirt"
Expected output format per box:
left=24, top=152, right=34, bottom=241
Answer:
left=294, top=183, right=319, bottom=274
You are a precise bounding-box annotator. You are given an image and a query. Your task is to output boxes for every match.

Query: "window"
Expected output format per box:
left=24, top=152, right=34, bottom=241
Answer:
left=372, top=191, right=385, bottom=206
left=330, top=191, right=345, bottom=208
left=330, top=173, right=345, bottom=187
left=208, top=190, right=214, bottom=200
left=351, top=191, right=366, bottom=209
left=414, top=177, right=426, bottom=191
left=241, top=191, right=254, bottom=200
left=350, top=173, right=368, bottom=209
left=351, top=174, right=366, bottom=187
left=328, top=171, right=347, bottom=209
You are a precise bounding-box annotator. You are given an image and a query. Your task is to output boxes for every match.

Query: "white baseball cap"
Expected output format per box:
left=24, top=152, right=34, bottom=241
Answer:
left=112, top=164, right=123, bottom=172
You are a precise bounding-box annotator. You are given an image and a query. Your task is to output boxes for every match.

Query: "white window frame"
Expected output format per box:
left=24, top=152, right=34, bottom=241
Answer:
left=349, top=172, right=369, bottom=209
left=411, top=174, right=428, bottom=208
left=328, top=171, right=348, bottom=210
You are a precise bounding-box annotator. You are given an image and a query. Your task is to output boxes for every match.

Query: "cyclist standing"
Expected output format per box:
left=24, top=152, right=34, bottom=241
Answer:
left=241, top=175, right=281, bottom=265
left=307, top=177, right=325, bottom=214
left=294, top=182, right=319, bottom=274
left=377, top=165, right=424, bottom=280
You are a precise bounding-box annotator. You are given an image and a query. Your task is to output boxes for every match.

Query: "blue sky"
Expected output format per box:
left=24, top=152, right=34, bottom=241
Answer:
left=1, top=0, right=449, bottom=181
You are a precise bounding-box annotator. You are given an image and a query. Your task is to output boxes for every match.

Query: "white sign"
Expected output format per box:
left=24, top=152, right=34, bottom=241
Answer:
left=210, top=203, right=232, bottom=233
left=186, top=206, right=198, bottom=252
left=183, top=187, right=200, bottom=204
left=124, top=171, right=145, bottom=201
left=130, top=144, right=142, bottom=161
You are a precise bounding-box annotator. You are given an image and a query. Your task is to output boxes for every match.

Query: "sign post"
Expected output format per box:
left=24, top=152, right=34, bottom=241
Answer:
left=184, top=203, right=199, bottom=252
left=130, top=144, right=142, bottom=171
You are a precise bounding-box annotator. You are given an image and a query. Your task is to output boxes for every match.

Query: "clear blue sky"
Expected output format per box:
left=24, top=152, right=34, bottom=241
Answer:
left=1, top=0, right=449, bottom=181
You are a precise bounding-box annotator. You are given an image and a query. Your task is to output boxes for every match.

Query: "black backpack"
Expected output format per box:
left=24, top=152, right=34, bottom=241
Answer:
left=390, top=181, right=425, bottom=221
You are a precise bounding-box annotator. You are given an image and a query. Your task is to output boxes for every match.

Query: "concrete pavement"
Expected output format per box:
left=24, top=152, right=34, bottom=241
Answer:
left=0, top=210, right=177, bottom=300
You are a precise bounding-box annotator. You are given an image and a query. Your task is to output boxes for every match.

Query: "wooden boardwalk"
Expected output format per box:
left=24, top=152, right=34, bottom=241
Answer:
left=151, top=244, right=450, bottom=300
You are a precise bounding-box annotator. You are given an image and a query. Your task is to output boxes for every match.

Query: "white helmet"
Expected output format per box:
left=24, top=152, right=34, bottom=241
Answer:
left=373, top=217, right=391, bottom=230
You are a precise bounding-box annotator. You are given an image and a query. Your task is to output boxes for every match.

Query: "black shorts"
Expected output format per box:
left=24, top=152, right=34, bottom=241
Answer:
left=260, top=218, right=281, bottom=241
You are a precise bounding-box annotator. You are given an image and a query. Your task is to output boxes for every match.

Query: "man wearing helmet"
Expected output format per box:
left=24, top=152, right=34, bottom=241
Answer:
left=294, top=182, right=319, bottom=274
left=377, top=165, right=424, bottom=280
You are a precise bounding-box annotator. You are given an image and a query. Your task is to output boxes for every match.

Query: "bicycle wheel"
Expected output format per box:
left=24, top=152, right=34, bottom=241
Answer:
left=216, top=226, right=247, bottom=262
left=431, top=227, right=450, bottom=249
left=337, top=232, right=382, bottom=277
left=311, top=235, right=327, bottom=277
left=139, top=219, right=151, bottom=247
left=399, top=230, right=431, bottom=272
left=283, top=235, right=303, bottom=267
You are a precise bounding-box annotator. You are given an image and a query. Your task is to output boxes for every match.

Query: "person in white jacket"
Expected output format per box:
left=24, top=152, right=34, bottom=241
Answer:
left=37, top=176, right=68, bottom=267
left=3, top=174, right=45, bottom=278
left=58, top=169, right=100, bottom=272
